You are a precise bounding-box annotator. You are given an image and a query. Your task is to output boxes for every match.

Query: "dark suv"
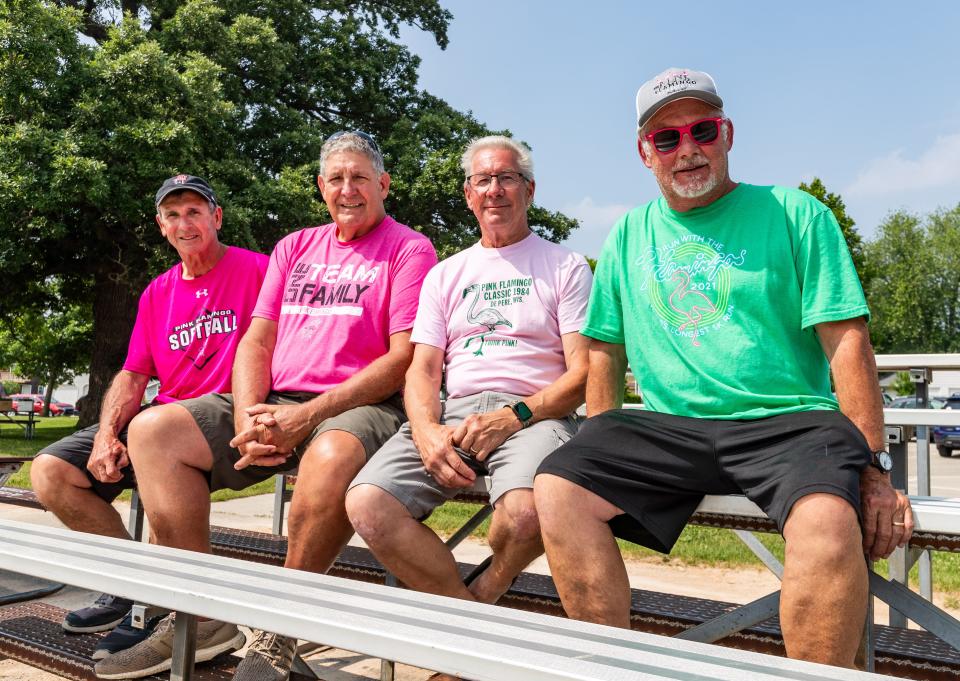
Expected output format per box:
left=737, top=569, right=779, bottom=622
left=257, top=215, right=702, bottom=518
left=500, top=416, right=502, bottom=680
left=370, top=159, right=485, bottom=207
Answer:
left=934, top=396, right=960, bottom=457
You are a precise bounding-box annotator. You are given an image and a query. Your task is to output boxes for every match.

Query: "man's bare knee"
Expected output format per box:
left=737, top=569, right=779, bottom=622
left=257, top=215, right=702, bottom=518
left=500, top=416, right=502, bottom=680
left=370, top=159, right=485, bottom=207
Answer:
left=496, top=489, right=541, bottom=542
left=784, top=493, right=862, bottom=566
left=31, top=454, right=90, bottom=503
left=345, top=484, right=407, bottom=544
left=127, top=404, right=213, bottom=471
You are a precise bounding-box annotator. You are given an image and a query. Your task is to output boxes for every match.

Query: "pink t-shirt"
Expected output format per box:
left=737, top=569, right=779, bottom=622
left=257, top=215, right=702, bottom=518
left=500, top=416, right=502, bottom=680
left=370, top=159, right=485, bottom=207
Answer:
left=123, top=247, right=269, bottom=403
left=411, top=233, right=593, bottom=398
left=253, top=216, right=437, bottom=393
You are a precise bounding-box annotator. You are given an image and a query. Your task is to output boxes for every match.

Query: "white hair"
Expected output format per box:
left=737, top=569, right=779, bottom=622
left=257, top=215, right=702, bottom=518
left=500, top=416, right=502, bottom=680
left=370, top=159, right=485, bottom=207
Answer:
left=460, top=135, right=534, bottom=183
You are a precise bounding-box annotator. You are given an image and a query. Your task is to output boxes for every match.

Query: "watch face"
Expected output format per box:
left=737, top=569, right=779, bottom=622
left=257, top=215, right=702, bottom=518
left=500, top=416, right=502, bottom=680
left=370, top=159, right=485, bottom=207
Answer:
left=878, top=451, right=893, bottom=471
left=514, top=401, right=533, bottom=421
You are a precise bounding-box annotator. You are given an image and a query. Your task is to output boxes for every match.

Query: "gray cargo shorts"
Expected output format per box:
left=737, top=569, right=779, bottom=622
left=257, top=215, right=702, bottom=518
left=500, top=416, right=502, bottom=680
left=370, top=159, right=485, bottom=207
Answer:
left=181, top=391, right=405, bottom=492
left=350, top=391, right=577, bottom=518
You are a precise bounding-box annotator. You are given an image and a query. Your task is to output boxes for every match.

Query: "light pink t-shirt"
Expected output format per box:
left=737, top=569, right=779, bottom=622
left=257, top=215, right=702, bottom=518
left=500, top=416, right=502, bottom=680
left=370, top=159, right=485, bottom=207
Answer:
left=254, top=216, right=437, bottom=393
left=412, top=232, right=593, bottom=398
left=123, top=247, right=269, bottom=403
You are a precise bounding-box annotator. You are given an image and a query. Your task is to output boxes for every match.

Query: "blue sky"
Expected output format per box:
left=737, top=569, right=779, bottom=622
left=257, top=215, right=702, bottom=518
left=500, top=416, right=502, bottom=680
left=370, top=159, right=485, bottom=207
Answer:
left=401, top=1, right=960, bottom=258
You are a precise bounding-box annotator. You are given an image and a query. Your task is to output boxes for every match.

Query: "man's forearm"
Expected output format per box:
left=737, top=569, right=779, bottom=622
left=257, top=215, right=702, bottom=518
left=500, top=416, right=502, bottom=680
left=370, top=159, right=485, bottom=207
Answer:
left=521, top=368, right=586, bottom=424
left=232, top=336, right=273, bottom=433
left=97, top=370, right=148, bottom=438
left=586, top=341, right=627, bottom=417
left=404, top=367, right=443, bottom=432
left=830, top=332, right=886, bottom=451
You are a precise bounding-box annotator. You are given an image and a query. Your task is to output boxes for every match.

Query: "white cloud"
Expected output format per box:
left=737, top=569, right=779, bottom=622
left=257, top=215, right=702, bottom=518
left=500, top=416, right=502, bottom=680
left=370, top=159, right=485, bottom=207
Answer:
left=560, top=197, right=634, bottom=259
left=846, top=133, right=960, bottom=198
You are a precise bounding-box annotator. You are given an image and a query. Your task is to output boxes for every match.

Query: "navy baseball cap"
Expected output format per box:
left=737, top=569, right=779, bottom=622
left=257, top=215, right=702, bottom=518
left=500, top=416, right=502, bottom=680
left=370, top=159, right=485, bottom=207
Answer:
left=155, top=174, right=218, bottom=208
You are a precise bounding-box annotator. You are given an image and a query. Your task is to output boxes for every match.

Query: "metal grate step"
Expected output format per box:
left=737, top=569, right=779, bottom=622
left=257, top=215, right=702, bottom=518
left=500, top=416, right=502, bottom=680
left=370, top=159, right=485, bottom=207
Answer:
left=208, top=525, right=960, bottom=680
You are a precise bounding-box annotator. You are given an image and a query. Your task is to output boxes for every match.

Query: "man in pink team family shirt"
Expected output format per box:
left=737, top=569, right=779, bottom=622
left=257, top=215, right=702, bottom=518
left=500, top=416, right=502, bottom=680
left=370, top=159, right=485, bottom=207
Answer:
left=345, top=135, right=592, bottom=678
left=31, top=175, right=268, bottom=655
left=92, top=131, right=438, bottom=681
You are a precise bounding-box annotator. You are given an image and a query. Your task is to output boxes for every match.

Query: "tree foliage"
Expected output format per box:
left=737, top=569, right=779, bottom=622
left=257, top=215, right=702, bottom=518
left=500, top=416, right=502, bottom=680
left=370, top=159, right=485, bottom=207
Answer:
left=1, top=0, right=578, bottom=424
left=0, top=281, right=92, bottom=415
left=865, top=205, right=960, bottom=353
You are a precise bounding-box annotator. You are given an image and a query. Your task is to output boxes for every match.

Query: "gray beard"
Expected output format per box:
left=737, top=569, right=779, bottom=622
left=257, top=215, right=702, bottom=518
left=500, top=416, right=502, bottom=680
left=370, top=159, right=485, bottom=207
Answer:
left=672, top=170, right=722, bottom=199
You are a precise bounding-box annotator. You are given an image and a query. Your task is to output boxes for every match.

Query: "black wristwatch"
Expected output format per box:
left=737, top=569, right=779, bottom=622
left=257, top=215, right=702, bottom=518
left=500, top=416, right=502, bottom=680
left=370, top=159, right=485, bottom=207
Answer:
left=870, top=449, right=893, bottom=474
left=509, top=401, right=533, bottom=428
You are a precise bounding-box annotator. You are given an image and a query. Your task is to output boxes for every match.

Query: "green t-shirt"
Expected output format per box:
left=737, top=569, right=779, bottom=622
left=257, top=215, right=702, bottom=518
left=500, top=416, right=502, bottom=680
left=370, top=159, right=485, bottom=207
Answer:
left=584, top=183, right=869, bottom=420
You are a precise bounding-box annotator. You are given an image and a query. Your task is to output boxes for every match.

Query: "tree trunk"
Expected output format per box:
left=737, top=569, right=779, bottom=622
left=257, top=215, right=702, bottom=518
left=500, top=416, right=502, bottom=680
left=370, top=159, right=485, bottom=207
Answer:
left=79, top=276, right=140, bottom=428
left=42, top=378, right=55, bottom=418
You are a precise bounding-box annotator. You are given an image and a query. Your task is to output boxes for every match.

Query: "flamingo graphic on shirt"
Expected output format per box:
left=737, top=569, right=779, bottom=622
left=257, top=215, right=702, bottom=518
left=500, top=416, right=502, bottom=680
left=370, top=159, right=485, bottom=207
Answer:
left=462, top=284, right=513, bottom=356
left=668, top=270, right=716, bottom=347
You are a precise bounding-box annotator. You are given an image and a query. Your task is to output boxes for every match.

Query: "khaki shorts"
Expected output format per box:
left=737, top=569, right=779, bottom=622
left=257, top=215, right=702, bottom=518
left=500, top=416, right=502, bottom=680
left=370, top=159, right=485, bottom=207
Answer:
left=181, top=391, right=405, bottom=492
left=350, top=391, right=577, bottom=518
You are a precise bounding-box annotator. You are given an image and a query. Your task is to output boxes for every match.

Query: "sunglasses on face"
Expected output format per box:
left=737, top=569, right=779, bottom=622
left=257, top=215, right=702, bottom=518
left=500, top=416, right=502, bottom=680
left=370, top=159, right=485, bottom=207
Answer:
left=644, top=117, right=724, bottom=154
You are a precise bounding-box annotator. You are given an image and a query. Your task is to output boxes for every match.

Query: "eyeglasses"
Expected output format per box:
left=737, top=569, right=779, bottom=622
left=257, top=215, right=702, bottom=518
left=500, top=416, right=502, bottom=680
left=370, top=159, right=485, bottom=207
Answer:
left=325, top=129, right=381, bottom=154
left=466, top=171, right=528, bottom=192
left=644, top=117, right=724, bottom=154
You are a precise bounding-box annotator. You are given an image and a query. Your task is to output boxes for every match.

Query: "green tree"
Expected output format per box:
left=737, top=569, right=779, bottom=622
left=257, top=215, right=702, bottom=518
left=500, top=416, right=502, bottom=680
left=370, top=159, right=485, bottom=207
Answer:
left=890, top=371, right=916, bottom=397
left=798, top=177, right=868, bottom=287
left=0, top=0, right=577, bottom=424
left=0, top=284, right=92, bottom=415
left=865, top=206, right=960, bottom=353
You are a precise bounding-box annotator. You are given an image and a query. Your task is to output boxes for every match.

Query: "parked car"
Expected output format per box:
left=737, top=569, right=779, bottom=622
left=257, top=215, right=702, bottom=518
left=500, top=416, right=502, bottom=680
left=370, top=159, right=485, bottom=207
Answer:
left=933, top=395, right=960, bottom=458
left=6, top=394, right=61, bottom=416
left=889, top=396, right=946, bottom=409
left=53, top=401, right=76, bottom=416
left=888, top=395, right=945, bottom=442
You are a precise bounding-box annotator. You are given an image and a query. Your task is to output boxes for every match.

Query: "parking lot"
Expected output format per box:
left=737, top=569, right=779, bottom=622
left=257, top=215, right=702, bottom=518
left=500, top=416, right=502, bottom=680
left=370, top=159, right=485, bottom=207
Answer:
left=906, top=439, right=960, bottom=497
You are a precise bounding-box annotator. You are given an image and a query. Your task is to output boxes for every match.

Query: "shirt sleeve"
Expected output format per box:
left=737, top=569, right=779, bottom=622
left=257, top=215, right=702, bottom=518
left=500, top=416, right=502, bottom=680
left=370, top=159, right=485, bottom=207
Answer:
left=252, top=235, right=293, bottom=321
left=796, top=208, right=870, bottom=330
left=581, top=220, right=626, bottom=343
left=556, top=255, right=594, bottom=334
left=409, top=265, right=446, bottom=349
left=122, top=287, right=158, bottom=377
left=388, top=240, right=439, bottom=335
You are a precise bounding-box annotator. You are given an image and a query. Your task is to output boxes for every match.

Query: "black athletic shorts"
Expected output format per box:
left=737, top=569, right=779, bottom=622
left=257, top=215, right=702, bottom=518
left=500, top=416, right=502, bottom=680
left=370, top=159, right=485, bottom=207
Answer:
left=38, top=406, right=150, bottom=503
left=536, top=409, right=870, bottom=553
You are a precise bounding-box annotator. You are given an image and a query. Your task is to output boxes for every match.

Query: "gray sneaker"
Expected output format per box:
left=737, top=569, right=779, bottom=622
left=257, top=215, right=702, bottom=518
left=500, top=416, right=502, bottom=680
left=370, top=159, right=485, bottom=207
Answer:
left=232, top=629, right=296, bottom=681
left=93, top=613, right=245, bottom=679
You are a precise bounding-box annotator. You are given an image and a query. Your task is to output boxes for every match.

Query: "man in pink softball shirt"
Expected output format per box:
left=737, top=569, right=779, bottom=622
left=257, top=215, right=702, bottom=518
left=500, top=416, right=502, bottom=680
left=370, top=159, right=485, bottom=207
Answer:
left=31, top=175, right=268, bottom=649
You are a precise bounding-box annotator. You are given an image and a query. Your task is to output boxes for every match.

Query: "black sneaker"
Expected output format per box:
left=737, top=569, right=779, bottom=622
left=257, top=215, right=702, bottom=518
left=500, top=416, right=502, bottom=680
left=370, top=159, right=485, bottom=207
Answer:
left=62, top=593, right=133, bottom=633
left=92, top=611, right=164, bottom=661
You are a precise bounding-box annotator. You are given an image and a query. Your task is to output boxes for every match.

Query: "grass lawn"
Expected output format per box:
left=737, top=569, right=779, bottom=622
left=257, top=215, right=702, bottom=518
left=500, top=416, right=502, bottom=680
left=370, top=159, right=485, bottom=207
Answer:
left=0, top=417, right=273, bottom=502
left=4, top=417, right=959, bottom=599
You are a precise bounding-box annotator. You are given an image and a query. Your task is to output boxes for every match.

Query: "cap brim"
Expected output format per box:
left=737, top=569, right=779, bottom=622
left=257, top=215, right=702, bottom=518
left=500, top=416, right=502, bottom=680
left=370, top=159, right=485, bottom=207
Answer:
left=638, top=92, right=724, bottom=130
left=155, top=187, right=216, bottom=207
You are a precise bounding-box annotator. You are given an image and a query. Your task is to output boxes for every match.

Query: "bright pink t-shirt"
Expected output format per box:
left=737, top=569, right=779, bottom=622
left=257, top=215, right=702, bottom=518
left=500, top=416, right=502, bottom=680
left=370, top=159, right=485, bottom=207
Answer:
left=411, top=233, right=593, bottom=398
left=253, top=216, right=437, bottom=393
left=123, top=247, right=269, bottom=403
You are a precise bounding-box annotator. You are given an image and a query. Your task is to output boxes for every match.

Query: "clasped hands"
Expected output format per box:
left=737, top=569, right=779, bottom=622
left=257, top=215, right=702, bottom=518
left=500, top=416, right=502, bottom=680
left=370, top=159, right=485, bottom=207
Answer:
left=229, top=403, right=314, bottom=470
left=413, top=407, right=522, bottom=488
